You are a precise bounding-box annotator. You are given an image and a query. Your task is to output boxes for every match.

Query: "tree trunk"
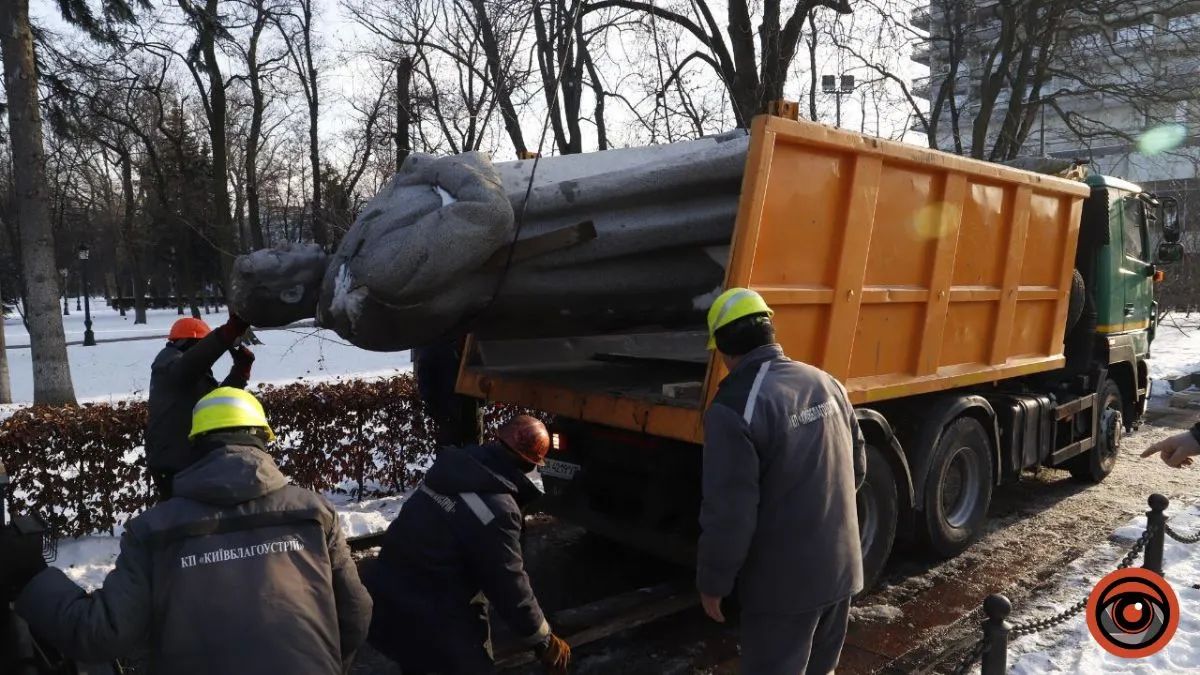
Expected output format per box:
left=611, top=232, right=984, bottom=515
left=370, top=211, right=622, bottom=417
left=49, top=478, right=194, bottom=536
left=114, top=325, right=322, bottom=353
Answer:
left=0, top=277, right=11, bottom=404
left=468, top=0, right=528, bottom=156
left=0, top=0, right=76, bottom=405
left=117, top=150, right=148, bottom=324
left=396, top=56, right=412, bottom=171
left=246, top=3, right=268, bottom=250
left=200, top=0, right=239, bottom=289
left=301, top=2, right=328, bottom=249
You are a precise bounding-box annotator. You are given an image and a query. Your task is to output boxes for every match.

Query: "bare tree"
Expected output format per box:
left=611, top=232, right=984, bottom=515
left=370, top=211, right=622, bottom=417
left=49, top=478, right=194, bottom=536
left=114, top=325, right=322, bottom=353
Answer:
left=164, top=0, right=241, bottom=283
left=586, top=0, right=852, bottom=126
left=0, top=0, right=76, bottom=404
left=275, top=0, right=330, bottom=248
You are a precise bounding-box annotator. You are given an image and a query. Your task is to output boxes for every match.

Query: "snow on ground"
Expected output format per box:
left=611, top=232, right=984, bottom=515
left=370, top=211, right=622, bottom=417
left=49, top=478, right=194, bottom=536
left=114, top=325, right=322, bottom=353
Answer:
left=1005, top=503, right=1200, bottom=674
left=3, top=304, right=410, bottom=405
left=1149, top=314, right=1200, bottom=398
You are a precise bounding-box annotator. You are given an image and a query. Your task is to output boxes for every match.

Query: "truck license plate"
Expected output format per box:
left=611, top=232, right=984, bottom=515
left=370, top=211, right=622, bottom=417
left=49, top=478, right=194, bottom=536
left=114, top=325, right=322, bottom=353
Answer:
left=541, top=459, right=581, bottom=481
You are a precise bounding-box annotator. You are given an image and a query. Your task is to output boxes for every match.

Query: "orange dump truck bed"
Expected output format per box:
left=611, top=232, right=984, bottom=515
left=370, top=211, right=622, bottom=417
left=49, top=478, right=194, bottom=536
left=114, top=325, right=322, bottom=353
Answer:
left=459, top=115, right=1092, bottom=445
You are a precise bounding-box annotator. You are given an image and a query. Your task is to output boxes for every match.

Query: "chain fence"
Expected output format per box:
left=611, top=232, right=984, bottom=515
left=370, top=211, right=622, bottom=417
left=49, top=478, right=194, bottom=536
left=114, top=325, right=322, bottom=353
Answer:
left=953, top=493, right=1199, bottom=675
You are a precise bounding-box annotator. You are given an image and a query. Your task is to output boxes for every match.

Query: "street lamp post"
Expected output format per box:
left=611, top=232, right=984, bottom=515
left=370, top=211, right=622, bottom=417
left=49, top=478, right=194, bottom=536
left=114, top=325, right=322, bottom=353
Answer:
left=59, top=268, right=70, bottom=316
left=79, top=245, right=95, bottom=347
left=822, top=74, right=856, bottom=129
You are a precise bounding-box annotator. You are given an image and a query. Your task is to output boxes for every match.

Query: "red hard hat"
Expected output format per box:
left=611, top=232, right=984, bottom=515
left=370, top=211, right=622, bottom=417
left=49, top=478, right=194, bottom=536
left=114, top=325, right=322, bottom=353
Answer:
left=497, top=415, right=550, bottom=466
left=169, top=317, right=212, bottom=341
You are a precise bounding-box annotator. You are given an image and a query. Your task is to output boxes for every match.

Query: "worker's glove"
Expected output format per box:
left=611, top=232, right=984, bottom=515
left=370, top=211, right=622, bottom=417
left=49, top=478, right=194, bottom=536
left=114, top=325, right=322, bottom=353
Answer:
left=0, top=527, right=47, bottom=597
left=217, top=313, right=252, bottom=344
left=230, top=346, right=256, bottom=382
left=533, top=633, right=571, bottom=675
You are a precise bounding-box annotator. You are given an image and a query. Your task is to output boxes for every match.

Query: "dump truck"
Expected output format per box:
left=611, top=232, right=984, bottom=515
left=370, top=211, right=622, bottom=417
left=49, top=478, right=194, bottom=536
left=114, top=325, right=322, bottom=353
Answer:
left=453, top=113, right=1185, bottom=589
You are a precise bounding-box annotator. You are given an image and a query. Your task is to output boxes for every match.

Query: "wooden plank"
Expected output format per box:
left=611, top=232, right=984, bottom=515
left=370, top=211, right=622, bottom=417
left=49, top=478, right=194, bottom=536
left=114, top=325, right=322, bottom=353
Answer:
left=483, top=221, right=598, bottom=269
left=989, top=186, right=1032, bottom=365
left=916, top=174, right=967, bottom=375
left=495, top=583, right=698, bottom=669
left=821, top=155, right=884, bottom=380
left=1049, top=196, right=1085, bottom=352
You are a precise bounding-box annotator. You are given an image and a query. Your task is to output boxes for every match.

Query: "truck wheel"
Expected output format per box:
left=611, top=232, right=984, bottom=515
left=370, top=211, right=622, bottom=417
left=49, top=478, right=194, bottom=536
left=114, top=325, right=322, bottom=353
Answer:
left=920, top=417, right=993, bottom=558
left=1069, top=379, right=1123, bottom=483
left=856, top=444, right=898, bottom=593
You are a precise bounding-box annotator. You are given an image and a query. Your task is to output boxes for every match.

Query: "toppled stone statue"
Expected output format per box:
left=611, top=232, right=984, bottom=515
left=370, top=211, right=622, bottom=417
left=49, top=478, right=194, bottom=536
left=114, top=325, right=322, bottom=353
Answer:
left=230, top=131, right=750, bottom=351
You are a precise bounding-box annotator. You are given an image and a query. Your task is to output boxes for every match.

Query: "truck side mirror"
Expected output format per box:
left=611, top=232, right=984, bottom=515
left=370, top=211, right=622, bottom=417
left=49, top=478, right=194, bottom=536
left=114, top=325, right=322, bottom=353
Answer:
left=1157, top=241, right=1184, bottom=264
left=1160, top=196, right=1181, bottom=243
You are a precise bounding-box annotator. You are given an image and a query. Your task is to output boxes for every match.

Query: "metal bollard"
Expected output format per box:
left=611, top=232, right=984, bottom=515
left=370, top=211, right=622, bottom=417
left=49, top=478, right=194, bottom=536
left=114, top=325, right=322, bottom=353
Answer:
left=1145, top=494, right=1169, bottom=576
left=981, top=594, right=1012, bottom=675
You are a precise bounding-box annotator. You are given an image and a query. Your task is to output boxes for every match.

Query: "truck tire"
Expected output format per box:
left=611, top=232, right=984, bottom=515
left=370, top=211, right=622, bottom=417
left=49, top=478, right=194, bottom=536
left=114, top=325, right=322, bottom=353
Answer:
left=1069, top=379, right=1123, bottom=483
left=857, top=444, right=898, bottom=593
left=920, top=417, right=994, bottom=558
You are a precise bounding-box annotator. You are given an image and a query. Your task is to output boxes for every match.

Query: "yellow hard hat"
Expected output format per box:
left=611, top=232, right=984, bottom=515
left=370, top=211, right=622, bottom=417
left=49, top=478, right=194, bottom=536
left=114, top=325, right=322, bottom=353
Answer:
left=706, top=287, right=773, bottom=350
left=189, top=387, right=276, bottom=442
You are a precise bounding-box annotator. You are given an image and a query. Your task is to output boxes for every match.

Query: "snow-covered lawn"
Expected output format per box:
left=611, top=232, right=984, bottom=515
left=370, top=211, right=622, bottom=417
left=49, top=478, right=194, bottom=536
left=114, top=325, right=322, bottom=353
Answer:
left=1149, top=314, right=1200, bottom=399
left=3, top=305, right=410, bottom=405
left=1007, top=504, right=1200, bottom=674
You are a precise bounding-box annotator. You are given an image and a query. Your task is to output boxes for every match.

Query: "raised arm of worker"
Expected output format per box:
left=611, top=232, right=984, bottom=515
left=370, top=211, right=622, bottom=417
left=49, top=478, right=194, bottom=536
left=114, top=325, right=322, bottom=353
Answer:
left=325, top=508, right=373, bottom=672
left=168, top=314, right=251, bottom=385
left=15, top=530, right=152, bottom=663
left=696, top=402, right=760, bottom=623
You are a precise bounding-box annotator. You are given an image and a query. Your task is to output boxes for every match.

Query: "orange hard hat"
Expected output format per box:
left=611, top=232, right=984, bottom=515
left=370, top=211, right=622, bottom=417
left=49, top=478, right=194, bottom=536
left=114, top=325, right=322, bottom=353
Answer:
left=169, top=317, right=212, bottom=341
left=497, top=415, right=550, bottom=466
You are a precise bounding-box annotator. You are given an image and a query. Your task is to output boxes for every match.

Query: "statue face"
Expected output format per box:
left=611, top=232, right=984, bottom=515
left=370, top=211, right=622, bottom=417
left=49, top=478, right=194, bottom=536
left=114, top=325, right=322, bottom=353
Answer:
left=230, top=243, right=328, bottom=327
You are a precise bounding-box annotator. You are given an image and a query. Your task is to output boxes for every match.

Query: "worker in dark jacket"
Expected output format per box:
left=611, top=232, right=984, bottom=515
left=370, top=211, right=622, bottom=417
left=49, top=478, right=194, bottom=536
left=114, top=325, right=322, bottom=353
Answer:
left=697, top=288, right=866, bottom=675
left=366, top=415, right=571, bottom=675
left=6, top=387, right=372, bottom=675
left=413, top=334, right=482, bottom=448
left=147, top=314, right=255, bottom=499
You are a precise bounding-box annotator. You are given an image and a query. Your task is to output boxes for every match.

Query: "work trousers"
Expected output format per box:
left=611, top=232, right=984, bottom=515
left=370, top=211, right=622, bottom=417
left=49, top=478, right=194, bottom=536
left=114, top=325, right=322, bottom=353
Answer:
left=740, top=596, right=851, bottom=675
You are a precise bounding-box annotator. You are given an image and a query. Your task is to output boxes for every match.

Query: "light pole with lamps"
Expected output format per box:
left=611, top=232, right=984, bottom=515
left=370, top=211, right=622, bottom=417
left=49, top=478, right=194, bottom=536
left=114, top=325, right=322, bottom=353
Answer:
left=59, top=268, right=70, bottom=316
left=822, top=74, right=856, bottom=129
left=79, top=245, right=95, bottom=347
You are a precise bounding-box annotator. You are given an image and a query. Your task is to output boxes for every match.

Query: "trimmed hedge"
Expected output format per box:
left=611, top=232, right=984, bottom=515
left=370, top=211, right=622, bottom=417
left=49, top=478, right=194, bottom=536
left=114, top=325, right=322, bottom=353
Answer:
left=0, top=375, right=525, bottom=538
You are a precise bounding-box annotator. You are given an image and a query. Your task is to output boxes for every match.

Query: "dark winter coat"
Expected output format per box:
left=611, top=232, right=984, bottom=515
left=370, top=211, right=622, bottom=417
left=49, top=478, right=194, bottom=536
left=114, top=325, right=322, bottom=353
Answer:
left=413, top=335, right=481, bottom=447
left=146, top=330, right=246, bottom=473
left=696, top=344, right=866, bottom=615
left=366, top=443, right=549, bottom=673
left=16, top=434, right=372, bottom=675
